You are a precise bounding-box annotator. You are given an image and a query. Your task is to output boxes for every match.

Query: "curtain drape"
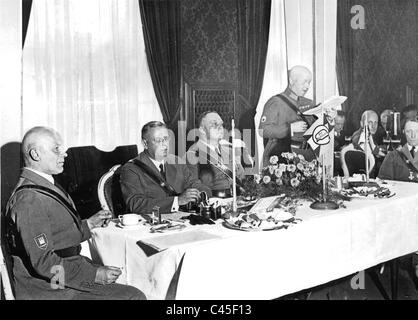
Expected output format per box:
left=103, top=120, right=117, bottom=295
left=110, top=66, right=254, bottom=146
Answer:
left=237, top=0, right=271, bottom=161
left=138, top=0, right=182, bottom=130
left=336, top=0, right=355, bottom=128
left=254, top=0, right=288, bottom=169
left=22, top=0, right=33, bottom=47
left=22, top=0, right=162, bottom=151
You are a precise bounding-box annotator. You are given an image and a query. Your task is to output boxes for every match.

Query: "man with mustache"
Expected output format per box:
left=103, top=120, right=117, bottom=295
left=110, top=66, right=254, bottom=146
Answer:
left=4, top=126, right=145, bottom=299
left=259, top=66, right=317, bottom=166
left=120, top=121, right=211, bottom=215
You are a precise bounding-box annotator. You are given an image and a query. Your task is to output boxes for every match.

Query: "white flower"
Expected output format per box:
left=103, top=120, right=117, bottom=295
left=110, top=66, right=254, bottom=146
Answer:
left=276, top=178, right=283, bottom=185
left=268, top=165, right=277, bottom=175
left=297, top=163, right=304, bottom=171
left=263, top=176, right=271, bottom=184
left=274, top=169, right=283, bottom=178
left=254, top=174, right=262, bottom=184
left=278, top=163, right=286, bottom=172
left=297, top=154, right=305, bottom=161
left=269, top=156, right=279, bottom=165
left=290, top=178, right=300, bottom=188
left=287, top=164, right=296, bottom=173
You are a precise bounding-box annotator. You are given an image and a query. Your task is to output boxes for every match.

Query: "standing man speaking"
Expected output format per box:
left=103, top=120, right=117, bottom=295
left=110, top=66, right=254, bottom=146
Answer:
left=259, top=66, right=317, bottom=166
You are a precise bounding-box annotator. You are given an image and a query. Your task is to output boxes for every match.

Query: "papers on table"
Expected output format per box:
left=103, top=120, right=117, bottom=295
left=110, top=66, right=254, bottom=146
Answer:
left=137, top=230, right=221, bottom=256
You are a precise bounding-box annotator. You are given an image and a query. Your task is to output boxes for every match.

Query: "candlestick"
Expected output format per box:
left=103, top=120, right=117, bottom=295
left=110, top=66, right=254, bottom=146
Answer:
left=231, top=119, right=237, bottom=214
left=364, top=113, right=370, bottom=184
left=322, top=154, right=326, bottom=202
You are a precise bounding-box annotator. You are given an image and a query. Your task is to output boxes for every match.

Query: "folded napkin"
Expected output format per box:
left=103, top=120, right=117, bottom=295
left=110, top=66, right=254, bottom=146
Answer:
left=137, top=230, right=220, bottom=256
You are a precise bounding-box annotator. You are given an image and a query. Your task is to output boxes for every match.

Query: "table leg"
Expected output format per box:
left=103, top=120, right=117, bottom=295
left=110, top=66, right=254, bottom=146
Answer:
left=390, top=258, right=399, bottom=300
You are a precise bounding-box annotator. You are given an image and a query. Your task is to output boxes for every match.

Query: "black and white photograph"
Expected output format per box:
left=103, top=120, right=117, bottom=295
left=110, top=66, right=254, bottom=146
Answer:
left=1, top=0, right=417, bottom=306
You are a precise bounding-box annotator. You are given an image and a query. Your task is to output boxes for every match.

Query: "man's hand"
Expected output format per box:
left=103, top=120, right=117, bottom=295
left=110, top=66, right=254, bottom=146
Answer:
left=178, top=188, right=201, bottom=206
left=95, top=266, right=122, bottom=285
left=87, top=210, right=112, bottom=230
left=291, top=121, right=308, bottom=133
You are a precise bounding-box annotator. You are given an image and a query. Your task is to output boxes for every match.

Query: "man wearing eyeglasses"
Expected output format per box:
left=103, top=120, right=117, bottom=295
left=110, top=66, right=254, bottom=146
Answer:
left=186, top=112, right=252, bottom=198
left=120, top=121, right=211, bottom=215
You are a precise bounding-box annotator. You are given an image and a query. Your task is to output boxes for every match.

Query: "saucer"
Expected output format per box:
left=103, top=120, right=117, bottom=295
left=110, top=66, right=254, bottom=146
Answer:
left=116, top=222, right=143, bottom=230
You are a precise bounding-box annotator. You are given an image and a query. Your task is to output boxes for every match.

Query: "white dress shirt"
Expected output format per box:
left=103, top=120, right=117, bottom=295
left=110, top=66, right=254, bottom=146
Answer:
left=25, top=167, right=54, bottom=184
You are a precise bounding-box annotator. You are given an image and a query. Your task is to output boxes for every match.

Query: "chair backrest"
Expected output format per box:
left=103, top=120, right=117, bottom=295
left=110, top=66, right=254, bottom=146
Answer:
left=341, top=144, right=375, bottom=178
left=54, top=145, right=138, bottom=219
left=97, top=165, right=125, bottom=217
left=1, top=213, right=15, bottom=300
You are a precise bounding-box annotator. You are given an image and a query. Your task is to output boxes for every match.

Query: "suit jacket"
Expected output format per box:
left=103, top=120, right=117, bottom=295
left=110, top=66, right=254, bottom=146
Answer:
left=186, top=140, right=245, bottom=192
left=378, top=144, right=418, bottom=182
left=351, top=128, right=380, bottom=156
left=259, top=88, right=316, bottom=166
left=5, top=168, right=97, bottom=300
left=120, top=152, right=211, bottom=214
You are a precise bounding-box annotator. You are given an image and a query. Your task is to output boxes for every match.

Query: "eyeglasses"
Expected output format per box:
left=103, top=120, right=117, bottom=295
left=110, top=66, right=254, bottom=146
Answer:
left=152, top=136, right=170, bottom=145
left=209, top=123, right=224, bottom=130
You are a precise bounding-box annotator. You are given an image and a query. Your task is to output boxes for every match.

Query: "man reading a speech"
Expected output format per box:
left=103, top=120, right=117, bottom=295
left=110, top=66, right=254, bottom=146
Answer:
left=259, top=66, right=317, bottom=166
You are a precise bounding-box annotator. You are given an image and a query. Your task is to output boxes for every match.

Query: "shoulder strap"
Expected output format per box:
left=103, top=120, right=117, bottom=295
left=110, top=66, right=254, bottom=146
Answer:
left=397, top=150, right=418, bottom=174
left=12, top=185, right=82, bottom=230
left=131, top=159, right=179, bottom=197
left=277, top=93, right=311, bottom=124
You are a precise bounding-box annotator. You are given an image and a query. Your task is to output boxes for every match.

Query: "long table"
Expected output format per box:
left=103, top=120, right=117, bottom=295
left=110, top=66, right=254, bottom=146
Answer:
left=90, top=180, right=418, bottom=300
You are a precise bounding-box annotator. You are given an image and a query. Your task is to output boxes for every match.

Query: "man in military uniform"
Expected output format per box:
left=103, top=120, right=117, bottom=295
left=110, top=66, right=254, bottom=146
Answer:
left=120, top=121, right=211, bottom=215
left=186, top=112, right=251, bottom=198
left=259, top=66, right=317, bottom=166
left=5, top=126, right=146, bottom=300
left=378, top=119, right=418, bottom=182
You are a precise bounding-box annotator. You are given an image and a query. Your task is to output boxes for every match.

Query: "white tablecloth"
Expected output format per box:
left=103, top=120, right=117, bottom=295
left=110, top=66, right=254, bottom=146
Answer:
left=90, top=180, right=418, bottom=300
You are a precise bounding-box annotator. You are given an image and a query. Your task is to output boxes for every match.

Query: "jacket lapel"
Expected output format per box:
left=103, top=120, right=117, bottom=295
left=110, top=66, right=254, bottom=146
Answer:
left=139, top=152, right=163, bottom=178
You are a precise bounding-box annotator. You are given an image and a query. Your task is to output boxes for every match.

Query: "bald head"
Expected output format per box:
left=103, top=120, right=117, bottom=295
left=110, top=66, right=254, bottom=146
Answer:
left=22, top=126, right=67, bottom=175
left=199, top=112, right=224, bottom=143
left=288, top=66, right=312, bottom=97
left=360, top=110, right=379, bottom=135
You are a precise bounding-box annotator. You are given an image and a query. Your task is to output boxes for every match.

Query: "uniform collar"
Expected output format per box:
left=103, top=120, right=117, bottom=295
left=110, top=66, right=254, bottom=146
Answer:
left=24, top=167, right=54, bottom=184
left=284, top=87, right=299, bottom=101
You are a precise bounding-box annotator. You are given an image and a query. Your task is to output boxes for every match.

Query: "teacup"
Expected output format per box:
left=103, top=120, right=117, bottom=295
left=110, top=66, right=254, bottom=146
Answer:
left=118, top=214, right=140, bottom=226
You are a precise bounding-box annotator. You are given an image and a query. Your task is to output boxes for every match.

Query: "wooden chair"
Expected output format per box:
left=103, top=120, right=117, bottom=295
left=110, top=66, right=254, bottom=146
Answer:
left=97, top=165, right=125, bottom=217
left=340, top=144, right=375, bottom=178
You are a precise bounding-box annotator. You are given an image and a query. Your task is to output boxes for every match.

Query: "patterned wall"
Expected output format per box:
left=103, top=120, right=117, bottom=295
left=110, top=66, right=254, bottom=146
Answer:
left=348, top=0, right=418, bottom=130
left=181, top=0, right=238, bottom=84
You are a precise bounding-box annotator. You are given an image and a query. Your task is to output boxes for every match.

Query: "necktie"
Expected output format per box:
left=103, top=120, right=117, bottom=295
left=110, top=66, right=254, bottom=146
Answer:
left=159, top=163, right=166, bottom=180
left=411, top=147, right=416, bottom=159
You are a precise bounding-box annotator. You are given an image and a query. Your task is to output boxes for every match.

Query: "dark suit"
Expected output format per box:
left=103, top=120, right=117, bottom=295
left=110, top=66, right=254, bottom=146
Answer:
left=378, top=144, right=418, bottom=182
left=351, top=128, right=380, bottom=156
left=120, top=152, right=211, bottom=214
left=186, top=140, right=245, bottom=193
left=5, top=168, right=144, bottom=300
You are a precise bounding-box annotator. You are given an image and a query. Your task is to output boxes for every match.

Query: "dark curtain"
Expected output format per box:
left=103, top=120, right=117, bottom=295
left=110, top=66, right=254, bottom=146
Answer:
left=237, top=0, right=271, bottom=159
left=22, top=0, right=33, bottom=48
left=336, top=0, right=355, bottom=133
left=138, top=0, right=182, bottom=130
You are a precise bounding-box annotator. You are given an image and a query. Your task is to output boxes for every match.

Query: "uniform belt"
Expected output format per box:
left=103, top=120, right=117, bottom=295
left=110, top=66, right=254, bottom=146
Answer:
left=54, top=245, right=81, bottom=258
left=212, top=189, right=232, bottom=198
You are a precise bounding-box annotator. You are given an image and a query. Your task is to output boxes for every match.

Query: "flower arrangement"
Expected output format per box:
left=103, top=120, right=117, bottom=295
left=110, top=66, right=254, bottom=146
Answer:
left=242, top=153, right=323, bottom=200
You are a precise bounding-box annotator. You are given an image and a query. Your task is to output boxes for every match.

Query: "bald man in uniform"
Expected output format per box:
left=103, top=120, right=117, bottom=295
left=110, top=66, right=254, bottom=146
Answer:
left=5, top=126, right=145, bottom=300
left=259, top=66, right=317, bottom=166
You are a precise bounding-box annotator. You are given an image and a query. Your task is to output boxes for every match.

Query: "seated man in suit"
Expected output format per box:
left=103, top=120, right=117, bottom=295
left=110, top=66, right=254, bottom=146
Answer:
left=120, top=121, right=211, bottom=215
left=334, top=111, right=349, bottom=152
left=378, top=119, right=418, bottom=182
left=186, top=111, right=251, bottom=198
left=351, top=110, right=386, bottom=158
left=5, top=126, right=145, bottom=300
